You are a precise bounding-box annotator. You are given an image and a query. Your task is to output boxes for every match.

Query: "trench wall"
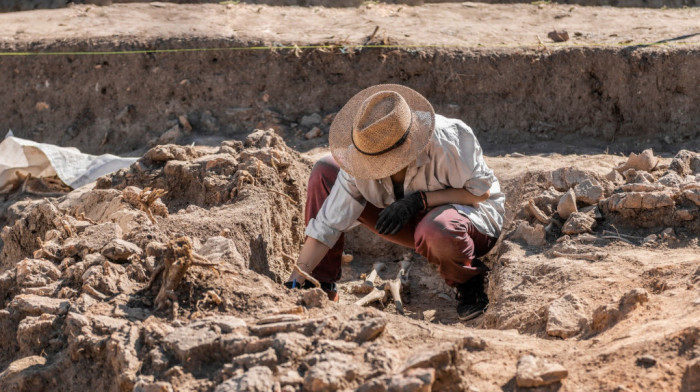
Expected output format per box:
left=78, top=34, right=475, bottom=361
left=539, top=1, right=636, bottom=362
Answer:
left=1, top=41, right=699, bottom=155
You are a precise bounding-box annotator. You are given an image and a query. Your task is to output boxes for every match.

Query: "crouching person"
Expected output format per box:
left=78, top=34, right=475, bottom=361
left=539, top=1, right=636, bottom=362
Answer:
left=285, top=84, right=505, bottom=321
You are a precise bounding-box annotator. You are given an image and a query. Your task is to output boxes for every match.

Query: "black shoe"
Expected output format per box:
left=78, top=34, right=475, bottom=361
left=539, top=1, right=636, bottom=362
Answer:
left=456, top=275, right=489, bottom=321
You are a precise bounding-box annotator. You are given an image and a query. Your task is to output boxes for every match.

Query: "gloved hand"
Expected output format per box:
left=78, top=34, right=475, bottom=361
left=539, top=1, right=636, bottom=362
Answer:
left=375, top=191, right=427, bottom=235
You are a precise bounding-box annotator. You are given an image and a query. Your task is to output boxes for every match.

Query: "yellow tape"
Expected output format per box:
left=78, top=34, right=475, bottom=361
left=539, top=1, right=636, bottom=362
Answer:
left=0, top=41, right=698, bottom=56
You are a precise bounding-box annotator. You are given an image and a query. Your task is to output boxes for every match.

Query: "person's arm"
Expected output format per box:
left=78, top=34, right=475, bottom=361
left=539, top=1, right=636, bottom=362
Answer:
left=286, top=237, right=330, bottom=284
left=425, top=188, right=490, bottom=208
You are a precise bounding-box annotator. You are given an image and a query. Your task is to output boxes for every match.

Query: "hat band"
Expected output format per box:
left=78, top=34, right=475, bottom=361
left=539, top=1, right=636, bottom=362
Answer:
left=351, top=112, right=413, bottom=157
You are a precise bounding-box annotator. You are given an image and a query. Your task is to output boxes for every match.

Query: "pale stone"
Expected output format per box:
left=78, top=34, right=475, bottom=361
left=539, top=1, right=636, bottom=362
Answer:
left=574, top=179, right=605, bottom=205
left=557, top=189, right=577, bottom=220
left=546, top=294, right=588, bottom=339
left=562, top=212, right=597, bottom=235
left=215, top=366, right=276, bottom=392
left=516, top=355, right=568, bottom=387
left=16, top=258, right=60, bottom=288
left=101, top=239, right=143, bottom=262
left=511, top=221, right=547, bottom=247
left=615, top=149, right=657, bottom=173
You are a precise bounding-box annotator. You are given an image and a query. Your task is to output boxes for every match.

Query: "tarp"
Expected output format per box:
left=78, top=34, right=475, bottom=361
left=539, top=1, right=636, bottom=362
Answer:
left=0, top=131, right=137, bottom=191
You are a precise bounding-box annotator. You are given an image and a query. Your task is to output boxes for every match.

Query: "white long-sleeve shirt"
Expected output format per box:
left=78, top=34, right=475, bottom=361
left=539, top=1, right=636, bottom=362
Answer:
left=306, top=115, right=505, bottom=248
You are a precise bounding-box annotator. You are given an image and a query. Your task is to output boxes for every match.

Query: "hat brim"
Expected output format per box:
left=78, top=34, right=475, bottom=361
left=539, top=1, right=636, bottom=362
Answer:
left=329, top=84, right=435, bottom=180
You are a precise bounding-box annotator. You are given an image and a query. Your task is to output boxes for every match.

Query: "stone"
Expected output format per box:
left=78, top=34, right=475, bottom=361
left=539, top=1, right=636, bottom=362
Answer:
left=574, top=179, right=605, bottom=205
left=557, top=189, right=577, bottom=220
left=603, top=192, right=674, bottom=212
left=272, top=332, right=311, bottom=362
left=17, top=314, right=57, bottom=353
left=615, top=149, right=657, bottom=173
left=619, top=183, right=663, bottom=192
left=516, top=355, right=568, bottom=387
left=401, top=342, right=459, bottom=372
left=657, top=172, right=683, bottom=187
left=302, top=288, right=329, bottom=308
left=546, top=294, right=588, bottom=339
left=101, top=239, right=143, bottom=262
left=300, top=113, right=323, bottom=128
left=305, top=127, right=323, bottom=140
left=359, top=368, right=436, bottom=392
left=9, top=294, right=70, bottom=316
left=15, top=258, right=61, bottom=288
left=198, top=236, right=245, bottom=269
left=232, top=347, right=277, bottom=369
left=591, top=304, right=620, bottom=332
left=551, top=167, right=599, bottom=192
left=636, top=355, right=656, bottom=368
left=215, top=366, right=277, bottom=392
left=561, top=212, right=596, bottom=235
left=339, top=315, right=387, bottom=343
left=157, top=124, right=182, bottom=145
left=304, top=357, right=358, bottom=392
left=511, top=221, right=547, bottom=247
left=0, top=355, right=47, bottom=384
left=669, top=150, right=700, bottom=175
left=547, top=30, right=569, bottom=42
left=163, top=326, right=219, bottom=363
left=604, top=169, right=624, bottom=184
left=683, top=189, right=700, bottom=206
left=78, top=222, right=123, bottom=255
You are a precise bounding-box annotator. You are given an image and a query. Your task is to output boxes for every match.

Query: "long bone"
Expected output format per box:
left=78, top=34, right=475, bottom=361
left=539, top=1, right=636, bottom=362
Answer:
left=364, top=262, right=386, bottom=288
left=354, top=287, right=387, bottom=307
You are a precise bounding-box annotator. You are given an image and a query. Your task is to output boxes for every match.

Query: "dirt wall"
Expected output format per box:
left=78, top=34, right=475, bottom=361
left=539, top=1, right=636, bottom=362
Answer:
left=1, top=41, right=699, bottom=155
left=1, top=0, right=697, bottom=11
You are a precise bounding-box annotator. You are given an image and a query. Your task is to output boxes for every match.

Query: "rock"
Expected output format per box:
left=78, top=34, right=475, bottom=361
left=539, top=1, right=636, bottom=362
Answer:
left=272, top=332, right=311, bottom=362
left=101, top=239, right=143, bottom=262
left=359, top=368, right=436, bottom=392
left=78, top=222, right=123, bottom=256
left=300, top=113, right=322, bottom=128
left=511, top=221, right=547, bottom=247
left=232, top=347, right=278, bottom=369
left=339, top=313, right=387, bottom=343
left=619, top=183, right=663, bottom=192
left=546, top=294, right=588, bottom=339
left=602, top=192, right=674, bottom=212
left=0, top=355, right=47, bottom=384
left=302, top=288, right=329, bottom=308
left=636, top=355, right=656, bottom=368
left=669, top=150, right=700, bottom=175
left=305, top=127, right=322, bottom=140
left=557, top=189, right=577, bottom=220
left=9, top=294, right=70, bottom=316
left=157, top=125, right=182, bottom=145
left=163, top=326, right=219, bottom=363
left=198, top=236, right=245, bottom=269
left=547, top=30, right=569, bottom=42
left=683, top=189, right=700, bottom=206
left=304, top=353, right=358, bottom=392
left=615, top=149, right=657, bottom=173
left=605, top=169, right=624, bottom=184
left=574, top=179, right=605, bottom=205
left=17, top=314, right=57, bottom=353
left=551, top=167, right=599, bottom=192
left=561, top=212, right=596, bottom=235
left=401, top=342, right=460, bottom=372
left=622, top=168, right=654, bottom=184
left=657, top=172, right=683, bottom=187
left=81, top=261, right=131, bottom=296
left=516, top=355, right=568, bottom=387
left=15, top=258, right=61, bottom=288
left=215, top=366, right=277, bottom=392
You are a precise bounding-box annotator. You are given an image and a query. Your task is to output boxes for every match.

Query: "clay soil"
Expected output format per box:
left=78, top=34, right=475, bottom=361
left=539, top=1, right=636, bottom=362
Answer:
left=1, top=2, right=700, bottom=392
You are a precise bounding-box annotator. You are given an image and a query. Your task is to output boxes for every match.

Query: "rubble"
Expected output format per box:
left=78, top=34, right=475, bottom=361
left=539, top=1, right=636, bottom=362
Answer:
left=546, top=293, right=589, bottom=339
left=557, top=188, right=577, bottom=220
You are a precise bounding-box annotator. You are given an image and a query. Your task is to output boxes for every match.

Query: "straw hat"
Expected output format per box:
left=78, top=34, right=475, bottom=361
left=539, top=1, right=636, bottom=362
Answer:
left=329, top=84, right=435, bottom=180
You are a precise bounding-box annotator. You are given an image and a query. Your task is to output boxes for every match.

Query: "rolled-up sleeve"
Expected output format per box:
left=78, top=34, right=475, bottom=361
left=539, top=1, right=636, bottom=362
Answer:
left=438, top=120, right=496, bottom=197
left=305, top=169, right=366, bottom=248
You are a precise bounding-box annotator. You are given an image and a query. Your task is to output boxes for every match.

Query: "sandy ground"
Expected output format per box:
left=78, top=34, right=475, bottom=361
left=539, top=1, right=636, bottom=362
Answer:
left=0, top=2, right=699, bottom=48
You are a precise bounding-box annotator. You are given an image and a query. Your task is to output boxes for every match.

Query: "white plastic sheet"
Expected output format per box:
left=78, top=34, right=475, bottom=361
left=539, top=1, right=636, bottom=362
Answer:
left=0, top=131, right=137, bottom=191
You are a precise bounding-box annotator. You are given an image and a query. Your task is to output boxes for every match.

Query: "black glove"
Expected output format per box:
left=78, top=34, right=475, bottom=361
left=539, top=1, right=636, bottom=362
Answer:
left=375, top=191, right=427, bottom=235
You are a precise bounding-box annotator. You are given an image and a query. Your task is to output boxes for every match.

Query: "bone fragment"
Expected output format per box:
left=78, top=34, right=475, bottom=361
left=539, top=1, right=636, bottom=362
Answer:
left=527, top=200, right=550, bottom=224
left=364, top=262, right=386, bottom=288
left=386, top=279, right=404, bottom=315
left=550, top=250, right=607, bottom=262
left=293, top=265, right=321, bottom=288
left=355, top=288, right=386, bottom=307
left=257, top=314, right=303, bottom=325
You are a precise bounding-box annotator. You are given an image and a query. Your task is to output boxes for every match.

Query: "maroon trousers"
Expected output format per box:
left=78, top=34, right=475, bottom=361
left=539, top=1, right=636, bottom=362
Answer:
left=307, top=155, right=498, bottom=286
